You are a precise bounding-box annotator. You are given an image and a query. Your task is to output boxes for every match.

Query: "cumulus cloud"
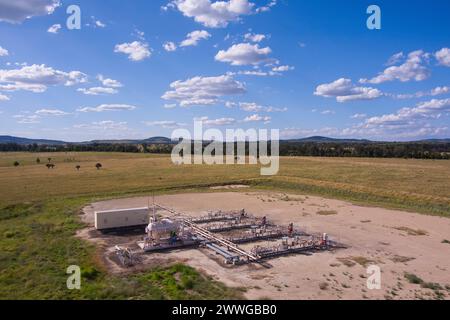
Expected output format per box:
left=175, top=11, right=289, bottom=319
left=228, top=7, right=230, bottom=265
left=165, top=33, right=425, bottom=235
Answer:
left=243, top=113, right=271, bottom=123
left=314, top=78, right=383, bottom=103
left=169, top=0, right=255, bottom=28
left=114, top=41, right=151, bottom=61
left=366, top=98, right=450, bottom=126
left=244, top=33, right=266, bottom=43
left=77, top=104, right=137, bottom=113
left=394, top=85, right=450, bottom=99
left=0, top=64, right=87, bottom=93
left=77, top=87, right=118, bottom=95
left=0, top=0, right=60, bottom=24
left=215, top=43, right=272, bottom=66
left=97, top=74, right=122, bottom=88
left=255, top=0, right=277, bottom=13
left=385, top=52, right=404, bottom=66
left=163, top=41, right=177, bottom=52
left=342, top=98, right=450, bottom=139
left=0, top=93, right=9, bottom=101
left=162, top=74, right=246, bottom=107
left=180, top=30, right=211, bottom=47
left=47, top=24, right=61, bottom=34
left=435, top=48, right=450, bottom=67
left=360, top=50, right=430, bottom=84
left=272, top=65, right=294, bottom=72
left=164, top=103, right=177, bottom=109
left=0, top=45, right=9, bottom=56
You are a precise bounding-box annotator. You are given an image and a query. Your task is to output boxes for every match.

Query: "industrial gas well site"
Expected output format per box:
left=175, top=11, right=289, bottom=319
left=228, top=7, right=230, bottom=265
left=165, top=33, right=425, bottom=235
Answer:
left=78, top=192, right=450, bottom=300
left=87, top=202, right=346, bottom=269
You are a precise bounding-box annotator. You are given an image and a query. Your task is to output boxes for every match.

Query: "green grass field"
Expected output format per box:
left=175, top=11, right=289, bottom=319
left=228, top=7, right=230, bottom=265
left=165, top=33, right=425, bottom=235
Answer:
left=1, top=152, right=449, bottom=299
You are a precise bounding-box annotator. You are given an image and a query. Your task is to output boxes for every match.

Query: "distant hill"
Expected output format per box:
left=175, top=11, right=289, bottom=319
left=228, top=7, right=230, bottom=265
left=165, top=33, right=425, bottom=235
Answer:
left=0, top=135, right=175, bottom=145
left=283, top=136, right=373, bottom=143
left=0, top=135, right=66, bottom=145
left=1, top=135, right=449, bottom=145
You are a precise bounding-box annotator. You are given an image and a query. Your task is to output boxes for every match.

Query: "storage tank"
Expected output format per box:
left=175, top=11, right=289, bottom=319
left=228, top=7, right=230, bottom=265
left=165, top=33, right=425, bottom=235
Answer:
left=95, top=207, right=150, bottom=231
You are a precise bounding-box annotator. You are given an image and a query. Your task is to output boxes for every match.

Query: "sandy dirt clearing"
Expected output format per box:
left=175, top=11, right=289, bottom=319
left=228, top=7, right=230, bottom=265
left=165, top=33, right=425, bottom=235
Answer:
left=81, top=192, right=450, bottom=300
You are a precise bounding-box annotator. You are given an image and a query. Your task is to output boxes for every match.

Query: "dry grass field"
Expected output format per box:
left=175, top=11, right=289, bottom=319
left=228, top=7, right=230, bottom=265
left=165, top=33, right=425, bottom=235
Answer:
left=1, top=152, right=449, bottom=215
left=0, top=152, right=449, bottom=299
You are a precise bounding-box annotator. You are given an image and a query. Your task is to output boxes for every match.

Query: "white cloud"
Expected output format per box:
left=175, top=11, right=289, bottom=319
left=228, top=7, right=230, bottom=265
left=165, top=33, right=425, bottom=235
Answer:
left=180, top=30, right=211, bottom=47
left=77, top=87, right=118, bottom=95
left=236, top=70, right=269, bottom=76
left=348, top=98, right=450, bottom=138
left=133, top=29, right=146, bottom=41
left=0, top=93, right=9, bottom=101
left=215, top=43, right=272, bottom=66
left=243, top=113, right=271, bottom=123
left=195, top=116, right=236, bottom=126
left=162, top=74, right=246, bottom=107
left=97, top=74, right=122, bottom=88
left=164, top=103, right=177, bottom=109
left=170, top=0, right=255, bottom=28
left=255, top=0, right=277, bottom=13
left=394, top=85, right=450, bottom=99
left=225, top=101, right=236, bottom=108
left=47, top=24, right=61, bottom=34
left=114, top=41, right=151, bottom=61
left=0, top=0, right=60, bottom=24
left=435, top=48, right=450, bottom=67
left=360, top=50, right=430, bottom=84
left=351, top=113, right=367, bottom=119
left=74, top=121, right=128, bottom=131
left=385, top=52, right=404, bottom=66
left=144, top=120, right=186, bottom=129
left=163, top=41, right=177, bottom=52
left=77, top=104, right=137, bottom=113
left=272, top=65, right=294, bottom=72
left=314, top=78, right=383, bottom=103
left=0, top=64, right=87, bottom=93
left=0, top=45, right=9, bottom=56
left=239, top=102, right=286, bottom=113
left=321, top=110, right=335, bottom=115
left=13, top=114, right=40, bottom=124
left=244, top=33, right=266, bottom=43
left=95, top=20, right=106, bottom=28
left=35, top=108, right=69, bottom=116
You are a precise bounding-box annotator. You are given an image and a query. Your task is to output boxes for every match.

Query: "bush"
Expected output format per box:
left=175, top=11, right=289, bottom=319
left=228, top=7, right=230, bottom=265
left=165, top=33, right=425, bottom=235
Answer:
left=404, top=273, right=423, bottom=284
left=81, top=266, right=100, bottom=280
left=13, top=161, right=19, bottom=167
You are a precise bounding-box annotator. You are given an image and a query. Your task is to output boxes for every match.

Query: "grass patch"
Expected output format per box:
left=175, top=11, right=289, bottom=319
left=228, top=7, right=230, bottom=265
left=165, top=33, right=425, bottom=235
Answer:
left=339, top=256, right=376, bottom=267
left=404, top=273, right=423, bottom=285
left=0, top=197, right=244, bottom=300
left=317, top=210, right=338, bottom=216
left=390, top=255, right=416, bottom=263
left=394, top=227, right=428, bottom=236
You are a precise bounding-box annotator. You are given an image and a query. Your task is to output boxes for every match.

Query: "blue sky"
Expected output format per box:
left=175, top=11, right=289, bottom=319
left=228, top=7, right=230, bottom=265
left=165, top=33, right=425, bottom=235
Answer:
left=0, top=0, right=449, bottom=142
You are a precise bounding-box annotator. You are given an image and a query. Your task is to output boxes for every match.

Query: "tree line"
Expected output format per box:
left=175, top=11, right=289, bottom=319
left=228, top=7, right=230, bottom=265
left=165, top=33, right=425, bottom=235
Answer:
left=1, top=141, right=449, bottom=160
